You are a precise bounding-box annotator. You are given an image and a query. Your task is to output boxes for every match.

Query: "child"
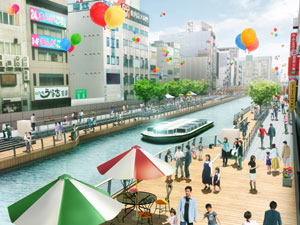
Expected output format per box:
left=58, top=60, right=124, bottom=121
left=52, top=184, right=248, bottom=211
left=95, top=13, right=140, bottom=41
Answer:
left=191, top=143, right=197, bottom=159
left=242, top=211, right=259, bottom=225
left=213, top=167, right=221, bottom=192
left=266, top=152, right=271, bottom=175
left=202, top=154, right=212, bottom=190
left=162, top=208, right=177, bottom=225
left=198, top=141, right=203, bottom=161
left=203, top=203, right=221, bottom=225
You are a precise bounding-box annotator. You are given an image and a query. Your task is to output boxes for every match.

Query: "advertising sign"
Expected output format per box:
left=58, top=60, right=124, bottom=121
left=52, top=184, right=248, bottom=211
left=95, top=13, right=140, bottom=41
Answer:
left=121, top=3, right=149, bottom=26
left=288, top=55, right=299, bottom=77
left=290, top=33, right=297, bottom=52
left=31, top=34, right=63, bottom=51
left=34, top=87, right=69, bottom=100
left=75, top=89, right=87, bottom=99
left=289, top=80, right=296, bottom=110
left=71, top=0, right=129, bottom=12
left=30, top=7, right=66, bottom=28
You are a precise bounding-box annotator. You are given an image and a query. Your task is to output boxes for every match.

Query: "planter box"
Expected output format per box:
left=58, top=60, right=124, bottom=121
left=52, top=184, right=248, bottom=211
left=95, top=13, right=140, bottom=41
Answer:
left=283, top=178, right=292, bottom=187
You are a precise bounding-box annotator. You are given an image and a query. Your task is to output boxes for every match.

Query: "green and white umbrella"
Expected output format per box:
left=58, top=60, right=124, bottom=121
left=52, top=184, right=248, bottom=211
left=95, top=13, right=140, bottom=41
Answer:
left=8, top=174, right=123, bottom=225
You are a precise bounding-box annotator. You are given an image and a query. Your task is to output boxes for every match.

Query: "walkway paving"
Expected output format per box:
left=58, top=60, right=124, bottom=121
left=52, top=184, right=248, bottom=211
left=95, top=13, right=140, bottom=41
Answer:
left=246, top=106, right=294, bottom=160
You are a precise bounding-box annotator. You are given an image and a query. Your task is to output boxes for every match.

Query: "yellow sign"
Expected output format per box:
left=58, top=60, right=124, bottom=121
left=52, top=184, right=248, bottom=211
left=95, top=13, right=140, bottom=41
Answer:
left=289, top=80, right=296, bottom=111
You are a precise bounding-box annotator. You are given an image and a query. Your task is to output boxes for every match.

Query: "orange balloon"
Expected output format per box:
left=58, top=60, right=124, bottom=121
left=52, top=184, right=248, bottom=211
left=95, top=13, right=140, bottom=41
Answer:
left=7, top=7, right=15, bottom=15
left=241, top=28, right=257, bottom=47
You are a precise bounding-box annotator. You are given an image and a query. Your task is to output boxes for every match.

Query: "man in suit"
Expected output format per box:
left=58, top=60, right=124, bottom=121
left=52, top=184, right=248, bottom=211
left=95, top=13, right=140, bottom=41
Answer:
left=267, top=124, right=276, bottom=149
left=263, top=201, right=282, bottom=225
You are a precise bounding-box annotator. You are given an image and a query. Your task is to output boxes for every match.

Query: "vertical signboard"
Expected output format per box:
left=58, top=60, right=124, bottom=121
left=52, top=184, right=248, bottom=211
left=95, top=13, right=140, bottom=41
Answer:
left=288, top=32, right=299, bottom=81
left=289, top=80, right=296, bottom=111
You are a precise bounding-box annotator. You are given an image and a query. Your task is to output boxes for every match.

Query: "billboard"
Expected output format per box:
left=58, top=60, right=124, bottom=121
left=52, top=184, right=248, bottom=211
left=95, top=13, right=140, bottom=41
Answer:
left=30, top=7, right=66, bottom=28
left=34, top=87, right=69, bottom=100
left=288, top=55, right=299, bottom=77
left=290, top=32, right=297, bottom=52
left=289, top=80, right=296, bottom=110
left=121, top=3, right=149, bottom=27
left=31, top=34, right=63, bottom=51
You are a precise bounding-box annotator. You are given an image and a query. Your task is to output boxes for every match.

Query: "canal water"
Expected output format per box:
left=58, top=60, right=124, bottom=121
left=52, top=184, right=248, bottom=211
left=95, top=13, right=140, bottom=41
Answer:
left=0, top=97, right=250, bottom=224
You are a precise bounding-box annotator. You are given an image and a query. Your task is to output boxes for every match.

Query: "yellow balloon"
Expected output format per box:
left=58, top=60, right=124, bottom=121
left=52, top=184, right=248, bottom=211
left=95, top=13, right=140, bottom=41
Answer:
left=272, top=70, right=275, bottom=74
left=156, top=67, right=160, bottom=72
left=162, top=48, right=166, bottom=52
left=104, top=6, right=125, bottom=30
left=270, top=32, right=274, bottom=35
left=241, top=28, right=257, bottom=47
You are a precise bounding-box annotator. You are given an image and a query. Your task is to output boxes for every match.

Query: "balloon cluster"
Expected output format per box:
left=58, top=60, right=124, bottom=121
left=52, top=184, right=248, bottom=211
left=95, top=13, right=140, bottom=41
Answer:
left=180, top=61, right=185, bottom=66
left=60, top=33, right=82, bottom=52
left=201, top=79, right=206, bottom=84
left=160, top=12, right=166, bottom=17
left=90, top=2, right=125, bottom=30
left=270, top=28, right=278, bottom=37
left=230, top=62, right=234, bottom=66
left=206, top=40, right=210, bottom=44
left=153, top=67, right=162, bottom=75
left=282, top=63, right=286, bottom=67
left=132, top=37, right=140, bottom=43
left=166, top=57, right=172, bottom=62
left=7, top=4, right=19, bottom=15
left=274, top=55, right=280, bottom=60
left=162, top=48, right=172, bottom=61
left=235, top=28, right=259, bottom=53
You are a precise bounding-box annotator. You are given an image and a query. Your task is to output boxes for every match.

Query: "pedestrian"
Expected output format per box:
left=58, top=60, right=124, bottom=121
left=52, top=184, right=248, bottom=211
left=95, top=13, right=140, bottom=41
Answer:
left=270, top=144, right=281, bottom=173
left=203, top=203, right=221, bottom=225
left=258, top=125, right=268, bottom=149
left=92, top=117, right=97, bottom=128
left=213, top=167, right=221, bottom=192
left=87, top=116, right=92, bottom=130
left=281, top=101, right=285, bottom=114
left=191, top=143, right=197, bottom=159
left=198, top=141, right=203, bottom=161
left=281, top=141, right=291, bottom=167
left=71, top=112, right=75, bottom=120
left=270, top=107, right=275, bottom=121
left=232, top=138, right=239, bottom=165
left=266, top=152, right=271, bottom=175
left=70, top=124, right=77, bottom=141
left=248, top=155, right=257, bottom=192
left=218, top=137, right=230, bottom=166
left=242, top=211, right=259, bottom=225
left=58, top=122, right=62, bottom=141
left=165, top=150, right=173, bottom=180
left=202, top=154, right=213, bottom=191
left=175, top=146, right=184, bottom=179
left=263, top=201, right=282, bottom=225
left=6, top=124, right=11, bottom=139
left=55, top=122, right=59, bottom=140
left=28, top=132, right=33, bottom=151
left=240, top=108, right=244, bottom=121
left=184, top=145, right=192, bottom=179
left=31, top=113, right=36, bottom=131
left=122, top=104, right=126, bottom=112
left=283, top=113, right=288, bottom=134
left=237, top=140, right=243, bottom=170
left=110, top=105, right=114, bottom=115
left=79, top=110, right=84, bottom=123
left=24, top=132, right=30, bottom=153
left=177, top=186, right=198, bottom=225
left=2, top=122, right=6, bottom=138
left=241, top=120, right=249, bottom=140
left=274, top=106, right=278, bottom=121
left=267, top=123, right=276, bottom=149
left=162, top=208, right=177, bottom=225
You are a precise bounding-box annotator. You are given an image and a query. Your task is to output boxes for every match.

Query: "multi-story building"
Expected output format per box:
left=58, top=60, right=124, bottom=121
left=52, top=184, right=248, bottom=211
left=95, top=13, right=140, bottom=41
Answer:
left=152, top=41, right=180, bottom=81
left=149, top=44, right=158, bottom=82
left=68, top=0, right=149, bottom=104
left=27, top=0, right=70, bottom=110
left=217, top=50, right=230, bottom=89
left=235, top=55, right=272, bottom=86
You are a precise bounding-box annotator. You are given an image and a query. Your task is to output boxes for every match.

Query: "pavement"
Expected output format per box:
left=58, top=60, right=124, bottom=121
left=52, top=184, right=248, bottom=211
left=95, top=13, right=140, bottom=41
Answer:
left=246, top=106, right=294, bottom=160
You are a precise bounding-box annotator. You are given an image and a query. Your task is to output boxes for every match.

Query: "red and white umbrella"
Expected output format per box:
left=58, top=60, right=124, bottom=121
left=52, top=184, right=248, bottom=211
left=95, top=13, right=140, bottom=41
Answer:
left=97, top=145, right=175, bottom=180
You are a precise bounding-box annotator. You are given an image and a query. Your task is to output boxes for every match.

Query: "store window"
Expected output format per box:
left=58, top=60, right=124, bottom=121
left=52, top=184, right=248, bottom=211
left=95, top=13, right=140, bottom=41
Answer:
left=38, top=49, right=63, bottom=62
left=106, top=37, right=110, bottom=47
left=37, top=24, right=62, bottom=38
left=39, top=74, right=64, bottom=86
left=1, top=74, right=17, bottom=87
left=107, top=55, right=110, bottom=64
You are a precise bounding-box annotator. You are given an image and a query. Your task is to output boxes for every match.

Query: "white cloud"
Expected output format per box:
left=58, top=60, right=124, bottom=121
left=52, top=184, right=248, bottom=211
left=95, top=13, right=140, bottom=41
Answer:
left=232, top=0, right=261, bottom=9
left=149, top=27, right=185, bottom=43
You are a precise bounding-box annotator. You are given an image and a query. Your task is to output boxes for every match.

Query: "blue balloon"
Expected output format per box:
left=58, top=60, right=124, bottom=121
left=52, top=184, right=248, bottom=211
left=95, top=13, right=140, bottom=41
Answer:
left=133, top=30, right=137, bottom=35
left=158, top=72, right=162, bottom=75
left=60, top=38, right=71, bottom=51
left=235, top=34, right=246, bottom=51
left=275, top=33, right=278, bottom=37
left=276, top=71, right=279, bottom=76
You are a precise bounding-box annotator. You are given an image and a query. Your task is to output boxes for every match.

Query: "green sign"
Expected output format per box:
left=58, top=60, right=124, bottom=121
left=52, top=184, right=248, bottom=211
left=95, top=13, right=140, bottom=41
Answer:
left=75, top=89, right=87, bottom=99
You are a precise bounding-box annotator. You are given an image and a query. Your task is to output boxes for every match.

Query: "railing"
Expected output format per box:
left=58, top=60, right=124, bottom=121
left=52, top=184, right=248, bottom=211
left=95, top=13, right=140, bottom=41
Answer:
left=233, top=106, right=251, bottom=123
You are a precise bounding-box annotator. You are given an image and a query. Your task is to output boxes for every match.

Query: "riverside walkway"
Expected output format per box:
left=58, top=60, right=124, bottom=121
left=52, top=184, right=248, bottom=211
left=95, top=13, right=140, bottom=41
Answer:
left=104, top=109, right=296, bottom=225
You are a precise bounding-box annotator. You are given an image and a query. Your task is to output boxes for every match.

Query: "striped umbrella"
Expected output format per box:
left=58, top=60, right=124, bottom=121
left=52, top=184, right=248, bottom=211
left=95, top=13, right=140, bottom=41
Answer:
left=8, top=174, right=123, bottom=225
left=97, top=145, right=175, bottom=180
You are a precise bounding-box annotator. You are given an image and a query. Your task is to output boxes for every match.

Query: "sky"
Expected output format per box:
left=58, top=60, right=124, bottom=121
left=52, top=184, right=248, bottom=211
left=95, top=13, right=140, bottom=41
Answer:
left=141, top=0, right=299, bottom=79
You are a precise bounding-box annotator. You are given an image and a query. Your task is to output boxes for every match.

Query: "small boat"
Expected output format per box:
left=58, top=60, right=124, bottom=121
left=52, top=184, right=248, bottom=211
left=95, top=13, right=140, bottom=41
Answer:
left=141, top=118, right=214, bottom=143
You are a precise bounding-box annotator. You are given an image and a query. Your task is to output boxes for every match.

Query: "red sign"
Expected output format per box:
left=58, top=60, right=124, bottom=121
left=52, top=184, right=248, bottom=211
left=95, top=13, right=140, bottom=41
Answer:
left=288, top=56, right=299, bottom=78
left=290, top=32, right=297, bottom=53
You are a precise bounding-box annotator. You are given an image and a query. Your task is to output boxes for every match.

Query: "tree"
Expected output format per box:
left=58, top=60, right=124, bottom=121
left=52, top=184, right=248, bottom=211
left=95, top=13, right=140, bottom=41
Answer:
left=166, top=80, right=182, bottom=97
left=179, top=79, right=194, bottom=95
left=152, top=82, right=167, bottom=106
left=247, top=79, right=280, bottom=109
left=133, top=79, right=154, bottom=105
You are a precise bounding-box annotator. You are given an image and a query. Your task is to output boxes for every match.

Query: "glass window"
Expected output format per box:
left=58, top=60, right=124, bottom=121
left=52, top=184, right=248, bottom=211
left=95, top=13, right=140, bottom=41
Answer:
left=15, top=14, right=20, bottom=26
left=144, top=31, right=148, bottom=37
left=128, top=25, right=133, bottom=31
left=140, top=58, right=144, bottom=68
left=107, top=55, right=110, bottom=64
left=1, top=74, right=16, bottom=87
left=116, top=39, right=119, bottom=48
left=123, top=23, right=128, bottom=29
left=36, top=24, right=62, bottom=38
left=129, top=56, right=133, bottom=68
left=111, top=56, right=115, bottom=65
left=4, top=43, right=10, bottom=54
left=0, top=42, right=4, bottom=54
left=3, top=12, right=8, bottom=24
left=38, top=49, right=63, bottom=62
left=16, top=44, right=21, bottom=55
left=129, top=41, right=133, bottom=47
left=140, top=30, right=144, bottom=36
left=39, top=74, right=64, bottom=86
left=134, top=28, right=139, bottom=34
left=124, top=55, right=128, bottom=67
left=66, top=74, right=69, bottom=85
left=11, top=44, right=16, bottom=55
left=33, top=73, right=37, bottom=86
left=106, top=37, right=110, bottom=47
left=106, top=73, right=120, bottom=84
left=150, top=65, right=156, bottom=71
left=116, top=56, right=119, bottom=65
left=123, top=39, right=128, bottom=46
left=145, top=59, right=148, bottom=69
left=9, top=15, right=14, bottom=25
left=124, top=73, right=128, bottom=85
left=0, top=12, right=2, bottom=24
left=111, top=38, right=115, bottom=48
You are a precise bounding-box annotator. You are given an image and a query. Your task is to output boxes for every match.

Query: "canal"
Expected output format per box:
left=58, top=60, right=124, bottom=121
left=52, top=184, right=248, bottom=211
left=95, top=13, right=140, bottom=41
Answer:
left=0, top=97, right=251, bottom=224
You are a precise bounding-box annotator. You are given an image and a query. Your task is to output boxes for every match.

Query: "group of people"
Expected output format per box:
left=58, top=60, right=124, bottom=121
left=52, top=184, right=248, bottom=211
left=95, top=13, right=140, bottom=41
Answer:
left=1, top=123, right=12, bottom=139
left=162, top=186, right=282, bottom=225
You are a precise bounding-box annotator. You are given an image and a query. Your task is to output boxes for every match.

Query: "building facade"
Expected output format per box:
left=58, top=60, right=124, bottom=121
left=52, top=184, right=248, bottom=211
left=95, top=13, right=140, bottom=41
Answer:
left=217, top=50, right=230, bottom=89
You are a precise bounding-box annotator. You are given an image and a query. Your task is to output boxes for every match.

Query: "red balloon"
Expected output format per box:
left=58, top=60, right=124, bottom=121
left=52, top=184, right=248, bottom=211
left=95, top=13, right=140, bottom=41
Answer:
left=275, top=66, right=278, bottom=70
left=68, top=44, right=75, bottom=53
left=274, top=28, right=277, bottom=32
left=153, top=69, right=157, bottom=73
left=136, top=38, right=140, bottom=43
left=90, top=2, right=109, bottom=28
left=247, top=38, right=259, bottom=53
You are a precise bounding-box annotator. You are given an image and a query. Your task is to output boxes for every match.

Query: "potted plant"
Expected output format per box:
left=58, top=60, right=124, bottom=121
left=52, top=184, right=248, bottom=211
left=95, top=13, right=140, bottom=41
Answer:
left=282, top=167, right=293, bottom=187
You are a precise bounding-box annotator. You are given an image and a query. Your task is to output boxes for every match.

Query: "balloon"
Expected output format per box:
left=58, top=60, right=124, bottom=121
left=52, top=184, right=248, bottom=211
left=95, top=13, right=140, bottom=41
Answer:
left=156, top=67, right=160, bottom=72
left=166, top=51, right=169, bottom=55
left=274, top=28, right=277, bottom=32
left=235, top=34, right=246, bottom=51
left=169, top=57, right=172, bottom=60
left=12, top=4, right=19, bottom=14
left=60, top=38, right=71, bottom=51
left=241, top=28, right=257, bottom=47
left=272, top=70, right=275, bottom=74
left=70, top=33, right=81, bottom=45
left=162, top=48, right=166, bottom=52
left=158, top=72, right=162, bottom=75
left=132, top=37, right=136, bottom=41
left=104, top=6, right=125, bottom=30
left=90, top=2, right=109, bottom=28
left=275, top=67, right=278, bottom=70
left=133, top=30, right=137, bottom=34
left=180, top=63, right=183, bottom=66
left=247, top=38, right=259, bottom=52
left=270, top=32, right=274, bottom=35
left=68, top=44, right=75, bottom=53
left=166, top=58, right=170, bottom=62
left=276, top=72, right=279, bottom=76
left=275, top=33, right=278, bottom=37
left=136, top=38, right=140, bottom=43
left=7, top=7, right=15, bottom=15
left=153, top=69, right=156, bottom=73
left=182, top=61, right=185, bottom=64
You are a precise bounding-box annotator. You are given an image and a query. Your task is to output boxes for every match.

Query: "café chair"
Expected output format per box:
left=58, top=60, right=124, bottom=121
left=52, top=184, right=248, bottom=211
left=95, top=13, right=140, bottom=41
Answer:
left=154, top=199, right=170, bottom=218
left=137, top=197, right=155, bottom=225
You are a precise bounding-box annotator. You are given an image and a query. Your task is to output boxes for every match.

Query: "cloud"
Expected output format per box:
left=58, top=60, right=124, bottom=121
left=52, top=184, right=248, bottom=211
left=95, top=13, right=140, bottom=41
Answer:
left=149, top=27, right=185, bottom=43
left=232, top=0, right=261, bottom=9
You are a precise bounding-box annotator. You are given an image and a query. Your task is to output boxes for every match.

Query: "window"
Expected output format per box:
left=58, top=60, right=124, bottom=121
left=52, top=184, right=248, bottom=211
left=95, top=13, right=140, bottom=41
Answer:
left=106, top=73, right=120, bottom=84
left=111, top=56, right=115, bottom=65
left=123, top=23, right=128, bottom=29
left=66, top=74, right=69, bottom=85
left=168, top=70, right=173, bottom=75
left=9, top=15, right=14, bottom=25
left=106, top=37, right=110, bottom=47
left=107, top=55, right=110, bottom=64
left=124, top=73, right=128, bottom=85
left=0, top=12, right=2, bottom=24
left=3, top=12, right=8, bottom=24
left=38, top=49, right=63, bottom=62
left=134, top=28, right=139, bottom=34
left=135, top=57, right=139, bottom=68
left=33, top=73, right=37, bottom=86
left=129, top=41, right=133, bottom=47
left=130, top=74, right=134, bottom=84
left=129, top=56, right=133, bottom=68
left=39, top=74, right=64, bottom=86
left=140, top=58, right=144, bottom=69
left=0, top=42, right=21, bottom=55
left=150, top=65, right=156, bottom=71
left=140, top=30, right=144, bottom=36
left=37, top=24, right=62, bottom=38
left=4, top=43, right=10, bottom=54
left=1, top=74, right=17, bottom=87
left=123, top=39, right=128, bottom=46
left=145, top=59, right=148, bottom=69
left=144, top=31, right=148, bottom=37
left=116, top=39, right=119, bottom=48
left=32, top=48, right=35, bottom=60
left=111, top=38, right=115, bottom=48
left=116, top=56, right=119, bottom=65
left=0, top=42, right=3, bottom=53
left=128, top=25, right=133, bottom=31
left=124, top=55, right=128, bottom=67
left=0, top=11, right=19, bottom=26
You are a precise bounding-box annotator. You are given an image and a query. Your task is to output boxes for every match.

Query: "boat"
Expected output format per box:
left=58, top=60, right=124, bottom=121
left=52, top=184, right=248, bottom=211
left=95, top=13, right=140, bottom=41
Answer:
left=141, top=118, right=214, bottom=143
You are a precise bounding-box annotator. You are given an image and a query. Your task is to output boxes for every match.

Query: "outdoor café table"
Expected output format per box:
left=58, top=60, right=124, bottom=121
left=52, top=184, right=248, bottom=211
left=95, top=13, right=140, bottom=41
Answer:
left=116, top=191, right=157, bottom=222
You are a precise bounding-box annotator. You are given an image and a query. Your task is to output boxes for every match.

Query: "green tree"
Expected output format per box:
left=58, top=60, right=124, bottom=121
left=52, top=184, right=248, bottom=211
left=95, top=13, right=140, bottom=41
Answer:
left=152, top=82, right=167, bottom=106
left=179, top=79, right=194, bottom=95
left=247, top=79, right=280, bottom=109
left=133, top=79, right=154, bottom=105
left=166, top=80, right=182, bottom=97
